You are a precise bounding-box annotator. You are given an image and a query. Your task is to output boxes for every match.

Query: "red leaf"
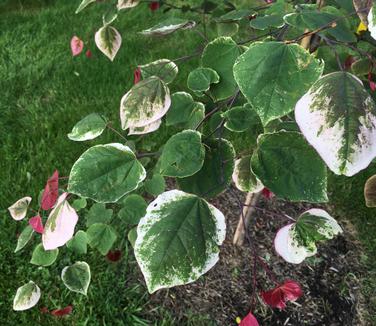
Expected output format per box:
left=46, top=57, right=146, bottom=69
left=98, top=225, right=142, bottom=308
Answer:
left=369, top=73, right=376, bottom=91
left=239, top=312, right=259, bottom=326
left=70, top=36, right=84, bottom=56
left=85, top=49, right=92, bottom=58
left=106, top=249, right=122, bottom=262
left=51, top=305, right=73, bottom=317
left=29, top=215, right=44, bottom=234
left=262, top=188, right=274, bottom=199
left=149, top=2, right=160, bottom=11
left=261, top=279, right=303, bottom=309
left=134, top=67, right=141, bottom=84
left=344, top=55, right=355, bottom=70
left=41, top=170, right=59, bottom=210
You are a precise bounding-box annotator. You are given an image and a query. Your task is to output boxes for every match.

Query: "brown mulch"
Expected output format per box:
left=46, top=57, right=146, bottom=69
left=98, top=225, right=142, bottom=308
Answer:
left=141, top=187, right=364, bottom=326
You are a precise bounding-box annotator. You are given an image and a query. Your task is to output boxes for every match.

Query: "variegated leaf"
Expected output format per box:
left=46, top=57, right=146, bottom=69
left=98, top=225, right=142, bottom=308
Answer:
left=117, top=0, right=140, bottom=10
left=139, top=59, right=178, bottom=84
left=75, top=0, right=96, bottom=13
left=95, top=26, right=122, bottom=61
left=232, top=156, right=263, bottom=193
left=364, top=174, right=376, bottom=207
left=141, top=18, right=196, bottom=36
left=61, top=261, right=91, bottom=295
left=295, top=72, right=376, bottom=176
left=8, top=197, right=32, bottom=221
left=128, top=119, right=162, bottom=135
left=13, top=281, right=41, bottom=311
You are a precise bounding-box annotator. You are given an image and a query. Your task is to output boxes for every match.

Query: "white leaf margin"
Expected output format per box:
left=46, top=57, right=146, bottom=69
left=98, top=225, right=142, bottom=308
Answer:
left=95, top=26, right=122, bottom=61
left=13, top=281, right=41, bottom=311
left=8, top=196, right=32, bottom=221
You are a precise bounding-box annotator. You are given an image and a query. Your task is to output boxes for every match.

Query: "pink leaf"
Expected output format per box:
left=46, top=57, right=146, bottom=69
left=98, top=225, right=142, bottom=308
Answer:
left=70, top=36, right=84, bottom=56
left=85, top=49, right=92, bottom=58
left=262, top=188, right=274, bottom=199
left=149, top=2, right=160, bottom=11
left=106, top=249, right=122, bottom=262
left=239, top=312, right=259, bottom=326
left=51, top=305, right=73, bottom=317
left=261, top=279, right=303, bottom=309
left=134, top=67, right=141, bottom=84
left=29, top=215, right=44, bottom=234
left=41, top=170, right=59, bottom=211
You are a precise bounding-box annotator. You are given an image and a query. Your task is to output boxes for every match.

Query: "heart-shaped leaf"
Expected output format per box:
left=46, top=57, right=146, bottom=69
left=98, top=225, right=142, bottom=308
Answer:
left=30, top=244, right=58, bottom=267
left=87, top=223, right=117, bottom=255
left=95, top=26, right=122, bottom=61
left=13, top=281, right=41, bottom=311
left=139, top=59, right=178, bottom=84
left=61, top=261, right=91, bottom=295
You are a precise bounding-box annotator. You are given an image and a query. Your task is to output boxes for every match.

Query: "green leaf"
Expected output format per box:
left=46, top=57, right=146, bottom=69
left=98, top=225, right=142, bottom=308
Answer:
left=275, top=209, right=342, bottom=264
left=68, top=113, right=107, bottom=142
left=233, top=41, right=324, bottom=125
left=14, top=225, right=34, bottom=253
left=61, top=261, right=91, bottom=295
left=232, top=155, right=263, bottom=193
left=251, top=131, right=328, bottom=202
left=87, top=223, right=117, bottom=255
left=139, top=59, right=178, bottom=84
left=159, top=130, right=205, bottom=177
left=187, top=67, right=220, bottom=93
left=222, top=104, right=261, bottom=132
left=202, top=37, right=241, bottom=101
left=118, top=194, right=147, bottom=225
left=144, top=174, right=166, bottom=196
left=165, top=92, right=205, bottom=129
left=134, top=190, right=225, bottom=293
left=68, top=143, right=146, bottom=203
left=250, top=14, right=285, bottom=30
left=141, top=18, right=196, bottom=36
left=295, top=71, right=376, bottom=176
left=30, top=244, right=58, bottom=267
left=120, top=76, right=171, bottom=131
left=13, top=281, right=41, bottom=311
left=75, top=0, right=96, bottom=13
left=86, top=203, right=113, bottom=227
left=95, top=25, right=122, bottom=61
left=71, top=197, right=87, bottom=211
left=177, top=138, right=235, bottom=198
left=128, top=227, right=137, bottom=248
left=215, top=9, right=255, bottom=22
left=67, top=231, right=88, bottom=255
left=217, top=22, right=239, bottom=37
left=365, top=174, right=376, bottom=207
left=284, top=6, right=356, bottom=43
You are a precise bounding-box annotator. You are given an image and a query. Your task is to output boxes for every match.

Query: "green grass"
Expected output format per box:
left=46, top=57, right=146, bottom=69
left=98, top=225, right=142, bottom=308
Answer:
left=0, top=1, right=203, bottom=324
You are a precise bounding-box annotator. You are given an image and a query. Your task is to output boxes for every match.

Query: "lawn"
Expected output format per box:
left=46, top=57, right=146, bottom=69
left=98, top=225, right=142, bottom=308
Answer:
left=1, top=0, right=376, bottom=325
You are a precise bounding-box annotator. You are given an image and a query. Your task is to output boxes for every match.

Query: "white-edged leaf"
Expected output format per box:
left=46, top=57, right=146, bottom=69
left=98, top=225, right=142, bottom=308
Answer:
left=15, top=225, right=34, bottom=253
left=8, top=196, right=32, bottom=221
left=61, top=261, right=91, bottom=295
left=75, top=0, right=96, bottom=13
left=295, top=71, right=376, bottom=176
left=232, top=156, right=263, bottom=193
left=128, top=119, right=162, bottom=135
left=141, top=18, right=196, bottom=36
left=134, top=190, right=225, bottom=293
left=95, top=26, right=122, bottom=61
left=117, top=0, right=140, bottom=10
left=120, top=76, right=171, bottom=130
left=30, top=244, right=59, bottom=267
left=139, top=59, right=178, bottom=84
left=275, top=208, right=342, bottom=264
left=68, top=113, right=107, bottom=141
left=13, top=281, right=41, bottom=311
left=42, top=193, right=78, bottom=250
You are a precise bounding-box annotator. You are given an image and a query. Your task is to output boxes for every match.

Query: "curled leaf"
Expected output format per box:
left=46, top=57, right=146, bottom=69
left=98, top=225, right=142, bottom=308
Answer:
left=364, top=174, right=376, bottom=207
left=41, top=170, right=59, bottom=210
left=8, top=196, right=32, bottom=221
left=51, top=305, right=73, bottom=317
left=261, top=280, right=303, bottom=309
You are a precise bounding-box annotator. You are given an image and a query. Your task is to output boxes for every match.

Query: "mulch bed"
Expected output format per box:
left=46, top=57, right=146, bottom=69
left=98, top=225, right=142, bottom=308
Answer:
left=141, top=187, right=364, bottom=325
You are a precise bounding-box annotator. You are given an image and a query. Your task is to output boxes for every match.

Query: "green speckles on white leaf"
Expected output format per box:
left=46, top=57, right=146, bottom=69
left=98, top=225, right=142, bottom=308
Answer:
left=134, top=190, right=225, bottom=293
left=120, top=76, right=171, bottom=131
left=8, top=196, right=31, bottom=221
left=295, top=71, right=376, bottom=176
left=13, top=281, right=41, bottom=311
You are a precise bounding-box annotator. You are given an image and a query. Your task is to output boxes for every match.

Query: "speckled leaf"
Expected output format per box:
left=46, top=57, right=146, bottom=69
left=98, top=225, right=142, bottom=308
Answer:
left=117, top=0, right=140, bottom=10
left=120, top=76, right=170, bottom=130
left=165, top=92, right=205, bottom=129
left=275, top=209, right=342, bottom=264
left=68, top=143, right=146, bottom=203
left=364, top=174, right=376, bottom=207
left=251, top=131, right=328, bottom=202
left=295, top=72, right=376, bottom=176
left=61, top=261, right=91, bottom=295
left=15, top=225, right=34, bottom=253
left=30, top=244, right=58, bottom=267
left=68, top=113, right=107, bottom=141
left=202, top=37, right=241, bottom=101
left=118, top=194, right=147, bottom=225
left=177, top=139, right=235, bottom=198
left=75, top=0, right=96, bottom=13
left=187, top=67, right=220, bottom=92
left=128, top=119, right=162, bottom=135
left=8, top=197, right=32, bottom=221
left=134, top=190, right=226, bottom=293
left=233, top=41, right=324, bottom=126
left=141, top=18, right=196, bottom=36
left=139, top=59, right=178, bottom=84
left=87, top=223, right=117, bottom=255
left=159, top=130, right=205, bottom=177
left=67, top=231, right=88, bottom=255
left=222, top=104, right=261, bottom=132
left=232, top=156, right=263, bottom=193
left=13, top=281, right=41, bottom=311
left=95, top=26, right=122, bottom=61
left=42, top=193, right=78, bottom=250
